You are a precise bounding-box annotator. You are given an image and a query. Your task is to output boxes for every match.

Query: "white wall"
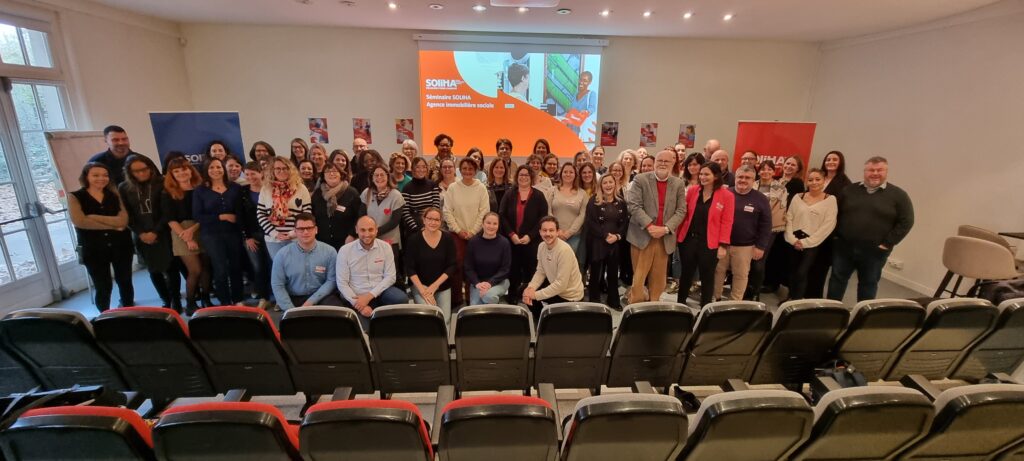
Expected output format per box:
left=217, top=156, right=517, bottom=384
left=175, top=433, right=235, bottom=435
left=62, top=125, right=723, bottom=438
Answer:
left=180, top=23, right=819, bottom=158
left=808, top=4, right=1024, bottom=294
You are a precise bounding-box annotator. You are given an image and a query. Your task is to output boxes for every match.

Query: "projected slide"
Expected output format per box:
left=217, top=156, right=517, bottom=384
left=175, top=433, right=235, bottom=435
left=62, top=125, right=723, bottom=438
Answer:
left=419, top=50, right=601, bottom=157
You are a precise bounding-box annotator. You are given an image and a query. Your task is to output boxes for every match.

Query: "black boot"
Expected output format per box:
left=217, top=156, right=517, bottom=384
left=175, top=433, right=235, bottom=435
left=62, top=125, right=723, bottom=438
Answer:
left=170, top=295, right=183, bottom=314
left=185, top=297, right=198, bottom=316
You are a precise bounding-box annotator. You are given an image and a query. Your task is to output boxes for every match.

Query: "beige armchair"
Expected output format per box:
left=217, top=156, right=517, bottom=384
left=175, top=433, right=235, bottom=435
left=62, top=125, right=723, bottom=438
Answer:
left=934, top=236, right=1021, bottom=298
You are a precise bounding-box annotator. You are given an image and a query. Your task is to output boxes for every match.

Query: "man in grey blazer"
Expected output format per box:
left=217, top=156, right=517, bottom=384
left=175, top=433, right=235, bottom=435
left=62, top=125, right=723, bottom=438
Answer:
left=626, top=149, right=688, bottom=304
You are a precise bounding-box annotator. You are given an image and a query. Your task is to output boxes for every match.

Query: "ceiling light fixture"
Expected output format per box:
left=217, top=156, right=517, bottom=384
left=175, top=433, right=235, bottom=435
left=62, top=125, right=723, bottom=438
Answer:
left=556, top=8, right=571, bottom=15
left=428, top=3, right=443, bottom=10
left=683, top=11, right=692, bottom=19
left=388, top=2, right=397, bottom=9
left=599, top=9, right=611, bottom=17
left=723, top=13, right=734, bottom=21
left=472, top=4, right=486, bottom=12
left=518, top=6, right=528, bottom=13
left=642, top=11, right=652, bottom=18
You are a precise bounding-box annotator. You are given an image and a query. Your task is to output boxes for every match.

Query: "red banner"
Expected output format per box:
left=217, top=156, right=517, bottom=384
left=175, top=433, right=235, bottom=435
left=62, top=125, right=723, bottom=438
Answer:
left=733, top=121, right=816, bottom=178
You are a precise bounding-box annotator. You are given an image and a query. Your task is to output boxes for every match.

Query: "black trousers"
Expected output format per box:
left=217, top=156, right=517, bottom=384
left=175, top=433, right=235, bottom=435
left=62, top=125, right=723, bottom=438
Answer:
left=589, top=254, right=620, bottom=308
left=148, top=264, right=181, bottom=307
left=745, top=233, right=778, bottom=300
left=804, top=238, right=833, bottom=298
left=509, top=241, right=539, bottom=302
left=789, top=245, right=821, bottom=300
left=528, top=291, right=569, bottom=325
left=676, top=235, right=719, bottom=307
left=85, top=252, right=135, bottom=312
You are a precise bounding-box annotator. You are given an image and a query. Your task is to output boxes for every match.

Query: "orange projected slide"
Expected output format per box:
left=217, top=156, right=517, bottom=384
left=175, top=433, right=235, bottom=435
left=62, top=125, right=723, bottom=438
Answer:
left=419, top=50, right=602, bottom=157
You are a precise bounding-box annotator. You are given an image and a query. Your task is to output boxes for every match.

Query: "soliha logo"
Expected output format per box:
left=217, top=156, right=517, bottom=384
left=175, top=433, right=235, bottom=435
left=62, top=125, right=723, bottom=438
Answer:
left=425, top=78, right=463, bottom=90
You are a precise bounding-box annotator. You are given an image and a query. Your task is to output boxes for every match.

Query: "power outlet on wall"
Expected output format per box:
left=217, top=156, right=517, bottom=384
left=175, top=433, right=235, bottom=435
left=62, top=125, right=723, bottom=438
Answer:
left=887, top=257, right=904, bottom=271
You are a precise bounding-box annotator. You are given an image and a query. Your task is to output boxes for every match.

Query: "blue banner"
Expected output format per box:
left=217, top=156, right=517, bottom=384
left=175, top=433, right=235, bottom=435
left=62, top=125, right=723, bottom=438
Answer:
left=149, top=112, right=244, bottom=168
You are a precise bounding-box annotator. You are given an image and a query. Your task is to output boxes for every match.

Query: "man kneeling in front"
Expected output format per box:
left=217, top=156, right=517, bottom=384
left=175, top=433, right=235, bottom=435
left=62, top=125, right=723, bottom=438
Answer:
left=270, top=212, right=343, bottom=310
left=522, top=216, right=584, bottom=320
left=336, top=216, right=409, bottom=329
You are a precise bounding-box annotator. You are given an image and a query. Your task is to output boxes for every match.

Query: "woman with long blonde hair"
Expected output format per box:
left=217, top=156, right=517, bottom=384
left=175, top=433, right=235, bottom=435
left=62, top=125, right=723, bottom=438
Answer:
left=257, top=156, right=312, bottom=258
left=585, top=174, right=628, bottom=309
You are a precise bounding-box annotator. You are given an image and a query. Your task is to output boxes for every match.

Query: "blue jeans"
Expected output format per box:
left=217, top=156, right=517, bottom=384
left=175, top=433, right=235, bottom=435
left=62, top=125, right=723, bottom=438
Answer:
left=351, top=286, right=410, bottom=331
left=244, top=238, right=272, bottom=300
left=266, top=240, right=290, bottom=259
left=413, top=287, right=452, bottom=325
left=200, top=231, right=245, bottom=304
left=827, top=240, right=891, bottom=302
left=469, top=279, right=510, bottom=306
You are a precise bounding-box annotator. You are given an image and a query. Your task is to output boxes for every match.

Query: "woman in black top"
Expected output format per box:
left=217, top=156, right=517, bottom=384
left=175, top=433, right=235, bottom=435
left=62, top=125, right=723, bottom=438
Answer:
left=499, top=165, right=549, bottom=303
left=162, top=157, right=211, bottom=312
left=404, top=207, right=456, bottom=324
left=119, top=155, right=179, bottom=311
left=586, top=174, right=629, bottom=310
left=401, top=157, right=441, bottom=235
left=312, top=163, right=363, bottom=249
left=486, top=157, right=512, bottom=212
left=69, top=162, right=134, bottom=311
left=192, top=158, right=246, bottom=305
left=240, top=161, right=271, bottom=307
left=805, top=150, right=851, bottom=299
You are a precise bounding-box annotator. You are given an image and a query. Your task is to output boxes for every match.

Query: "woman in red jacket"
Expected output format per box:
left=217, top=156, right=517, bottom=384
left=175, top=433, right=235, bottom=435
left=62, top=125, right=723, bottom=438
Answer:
left=676, top=162, right=734, bottom=307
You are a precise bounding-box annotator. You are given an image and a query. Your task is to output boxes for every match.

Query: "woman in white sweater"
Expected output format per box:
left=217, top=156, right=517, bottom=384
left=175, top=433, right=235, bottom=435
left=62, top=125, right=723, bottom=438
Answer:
left=784, top=168, right=837, bottom=300
left=545, top=162, right=588, bottom=254
left=257, top=157, right=312, bottom=258
left=443, top=157, right=491, bottom=305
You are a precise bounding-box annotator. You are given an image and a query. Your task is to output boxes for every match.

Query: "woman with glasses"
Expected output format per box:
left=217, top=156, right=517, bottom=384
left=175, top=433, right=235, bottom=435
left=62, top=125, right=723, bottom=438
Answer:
left=119, top=155, right=179, bottom=311
left=257, top=157, right=312, bottom=258
left=404, top=207, right=456, bottom=323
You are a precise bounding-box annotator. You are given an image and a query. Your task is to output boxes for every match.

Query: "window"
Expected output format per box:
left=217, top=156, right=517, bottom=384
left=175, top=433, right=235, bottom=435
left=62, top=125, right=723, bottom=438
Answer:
left=0, top=23, right=52, bottom=68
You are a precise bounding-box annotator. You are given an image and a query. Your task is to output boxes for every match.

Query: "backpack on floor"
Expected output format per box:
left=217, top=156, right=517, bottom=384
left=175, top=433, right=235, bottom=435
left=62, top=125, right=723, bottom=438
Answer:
left=978, top=277, right=1024, bottom=305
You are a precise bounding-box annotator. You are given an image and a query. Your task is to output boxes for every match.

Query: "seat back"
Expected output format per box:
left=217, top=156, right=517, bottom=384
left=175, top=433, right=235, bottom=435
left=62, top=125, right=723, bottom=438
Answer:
left=453, top=305, right=532, bottom=392
left=886, top=298, right=1000, bottom=380
left=0, top=335, right=40, bottom=395
left=301, top=399, right=432, bottom=461
left=943, top=236, right=1018, bottom=281
left=561, top=393, right=687, bottom=461
left=1, top=406, right=154, bottom=460
left=953, top=298, right=1024, bottom=381
left=533, top=303, right=612, bottom=390
left=0, top=309, right=127, bottom=391
left=678, top=301, right=771, bottom=386
left=279, top=306, right=374, bottom=395
left=154, top=402, right=300, bottom=461
left=790, top=387, right=933, bottom=461
left=834, top=299, right=926, bottom=381
left=188, top=306, right=295, bottom=395
left=681, top=389, right=813, bottom=461
left=958, top=225, right=1015, bottom=254
left=750, top=300, right=851, bottom=385
left=369, top=304, right=451, bottom=394
left=898, top=384, right=1024, bottom=460
left=606, top=302, right=695, bottom=388
left=92, top=307, right=214, bottom=401
left=439, top=395, right=558, bottom=461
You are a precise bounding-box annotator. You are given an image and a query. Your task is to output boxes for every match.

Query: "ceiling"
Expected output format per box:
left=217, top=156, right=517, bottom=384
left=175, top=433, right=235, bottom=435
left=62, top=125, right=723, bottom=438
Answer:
left=90, top=0, right=1001, bottom=41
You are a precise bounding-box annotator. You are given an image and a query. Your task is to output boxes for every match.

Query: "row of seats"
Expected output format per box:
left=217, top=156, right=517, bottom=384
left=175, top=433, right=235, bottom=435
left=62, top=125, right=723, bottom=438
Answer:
left=1, top=298, right=1022, bottom=403
left=5, top=383, right=1024, bottom=460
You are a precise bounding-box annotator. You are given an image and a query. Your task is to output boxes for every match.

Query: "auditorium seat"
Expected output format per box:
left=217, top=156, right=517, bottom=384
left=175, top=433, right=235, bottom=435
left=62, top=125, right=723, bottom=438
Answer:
left=300, top=399, right=432, bottom=461
left=560, top=393, right=687, bottom=461
left=92, top=307, right=215, bottom=403
left=0, top=308, right=128, bottom=391
left=679, top=389, right=813, bottom=461
left=451, top=304, right=532, bottom=393
left=952, top=298, right=1024, bottom=381
left=749, top=299, right=851, bottom=386
left=833, top=299, right=926, bottom=381
left=678, top=301, right=771, bottom=386
left=885, top=298, right=1000, bottom=381
left=0, top=405, right=154, bottom=460
left=532, top=302, right=612, bottom=391
left=279, top=306, right=375, bottom=396
left=897, top=384, right=1024, bottom=460
left=188, top=306, right=296, bottom=396
left=438, top=395, right=558, bottom=461
left=789, top=386, right=933, bottom=461
left=369, top=304, right=451, bottom=395
left=154, top=401, right=301, bottom=460
left=0, top=335, right=40, bottom=395
left=605, top=302, right=695, bottom=389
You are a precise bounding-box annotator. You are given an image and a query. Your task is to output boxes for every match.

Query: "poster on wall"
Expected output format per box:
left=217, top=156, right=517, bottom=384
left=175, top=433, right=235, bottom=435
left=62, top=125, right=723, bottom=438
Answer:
left=396, top=118, right=414, bottom=143
left=600, top=122, right=619, bottom=146
left=308, top=117, right=329, bottom=144
left=733, top=121, right=817, bottom=177
left=678, top=124, right=696, bottom=149
left=353, top=117, right=372, bottom=144
left=640, top=122, right=658, bottom=147
left=149, top=111, right=244, bottom=168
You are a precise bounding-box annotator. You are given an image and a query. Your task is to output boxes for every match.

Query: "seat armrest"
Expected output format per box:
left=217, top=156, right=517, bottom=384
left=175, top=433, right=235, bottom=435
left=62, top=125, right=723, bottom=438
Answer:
left=223, top=389, right=252, bottom=402
left=722, top=379, right=751, bottom=392
left=632, top=381, right=657, bottom=394
left=537, top=383, right=561, bottom=441
left=331, top=386, right=354, bottom=401
left=899, top=375, right=940, bottom=401
left=431, top=384, right=456, bottom=447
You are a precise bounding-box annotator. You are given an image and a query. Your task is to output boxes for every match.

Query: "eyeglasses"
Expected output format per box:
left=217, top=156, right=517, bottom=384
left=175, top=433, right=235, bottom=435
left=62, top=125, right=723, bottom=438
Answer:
left=294, top=226, right=316, bottom=232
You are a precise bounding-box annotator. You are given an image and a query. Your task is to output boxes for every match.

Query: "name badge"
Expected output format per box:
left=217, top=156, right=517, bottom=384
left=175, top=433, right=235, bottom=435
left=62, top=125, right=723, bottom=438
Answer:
left=744, top=205, right=755, bottom=213
left=335, top=205, right=346, bottom=212
left=373, top=258, right=384, bottom=264
left=314, top=265, right=326, bottom=273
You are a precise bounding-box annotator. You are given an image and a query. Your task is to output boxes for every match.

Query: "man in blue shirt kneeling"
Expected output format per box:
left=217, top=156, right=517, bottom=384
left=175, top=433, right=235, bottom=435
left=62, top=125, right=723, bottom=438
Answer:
left=271, top=212, right=343, bottom=310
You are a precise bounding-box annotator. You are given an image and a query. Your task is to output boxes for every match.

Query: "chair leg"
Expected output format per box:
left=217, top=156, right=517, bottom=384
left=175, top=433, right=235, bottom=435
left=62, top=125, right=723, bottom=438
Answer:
left=951, top=275, right=965, bottom=297
left=934, top=271, right=954, bottom=298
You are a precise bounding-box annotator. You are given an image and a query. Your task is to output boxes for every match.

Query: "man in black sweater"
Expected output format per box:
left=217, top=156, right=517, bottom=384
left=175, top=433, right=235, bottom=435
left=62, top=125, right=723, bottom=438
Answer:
left=827, top=156, right=914, bottom=301
left=714, top=166, right=772, bottom=300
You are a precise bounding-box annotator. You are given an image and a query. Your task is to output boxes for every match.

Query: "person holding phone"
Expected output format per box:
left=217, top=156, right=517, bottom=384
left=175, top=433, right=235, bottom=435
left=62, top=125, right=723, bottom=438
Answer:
left=784, top=168, right=838, bottom=300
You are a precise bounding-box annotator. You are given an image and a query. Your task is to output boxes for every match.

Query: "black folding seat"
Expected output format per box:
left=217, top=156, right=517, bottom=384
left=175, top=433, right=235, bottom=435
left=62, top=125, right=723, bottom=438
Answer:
left=92, top=307, right=215, bottom=402
left=897, top=384, right=1024, bottom=460
left=438, top=395, right=558, bottom=461
left=451, top=304, right=532, bottom=393
left=153, top=401, right=301, bottom=460
left=678, top=301, right=771, bottom=386
left=0, top=405, right=155, bottom=460
left=605, top=302, right=695, bottom=389
left=833, top=299, right=926, bottom=381
left=952, top=297, right=1024, bottom=381
left=885, top=298, right=999, bottom=380
left=749, top=299, right=851, bottom=385
left=279, top=306, right=374, bottom=396
left=188, top=306, right=295, bottom=395
left=532, top=302, right=612, bottom=391
left=679, top=389, right=813, bottom=461
left=0, top=309, right=128, bottom=391
left=0, top=337, right=40, bottom=395
left=301, top=399, right=432, bottom=461
left=369, top=304, right=451, bottom=395
left=789, top=386, right=933, bottom=461
left=560, top=393, right=687, bottom=461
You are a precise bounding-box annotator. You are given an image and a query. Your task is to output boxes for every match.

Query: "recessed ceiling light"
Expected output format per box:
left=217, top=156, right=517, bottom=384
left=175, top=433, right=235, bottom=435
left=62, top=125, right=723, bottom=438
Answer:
left=723, top=13, right=734, bottom=21
left=295, top=0, right=311, bottom=4
left=599, top=9, right=611, bottom=17
left=428, top=3, right=443, bottom=10
left=683, top=11, right=693, bottom=19
left=339, top=0, right=355, bottom=5
left=472, top=4, right=486, bottom=12
left=518, top=6, right=528, bottom=13
left=642, top=11, right=652, bottom=18
left=387, top=2, right=397, bottom=9
left=556, top=8, right=571, bottom=15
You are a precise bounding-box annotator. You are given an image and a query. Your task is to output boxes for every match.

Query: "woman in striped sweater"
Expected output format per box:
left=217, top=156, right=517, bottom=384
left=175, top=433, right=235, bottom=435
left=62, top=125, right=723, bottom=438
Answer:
left=401, top=157, right=441, bottom=235
left=257, top=156, right=312, bottom=258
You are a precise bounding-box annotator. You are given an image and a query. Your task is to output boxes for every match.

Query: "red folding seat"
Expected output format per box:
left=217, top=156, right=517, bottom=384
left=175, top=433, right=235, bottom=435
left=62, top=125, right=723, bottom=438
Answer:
left=0, top=405, right=154, bottom=460
left=438, top=395, right=558, bottom=461
left=301, top=399, right=432, bottom=461
left=153, top=401, right=300, bottom=460
left=188, top=306, right=295, bottom=395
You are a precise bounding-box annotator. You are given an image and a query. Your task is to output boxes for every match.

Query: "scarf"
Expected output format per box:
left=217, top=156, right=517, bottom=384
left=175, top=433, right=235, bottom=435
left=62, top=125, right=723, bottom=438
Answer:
left=320, top=181, right=349, bottom=217
left=270, top=180, right=295, bottom=227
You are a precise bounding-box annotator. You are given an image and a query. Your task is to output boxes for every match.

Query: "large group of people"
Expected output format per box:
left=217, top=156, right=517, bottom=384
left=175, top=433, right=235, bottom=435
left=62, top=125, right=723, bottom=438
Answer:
left=72, top=125, right=915, bottom=325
